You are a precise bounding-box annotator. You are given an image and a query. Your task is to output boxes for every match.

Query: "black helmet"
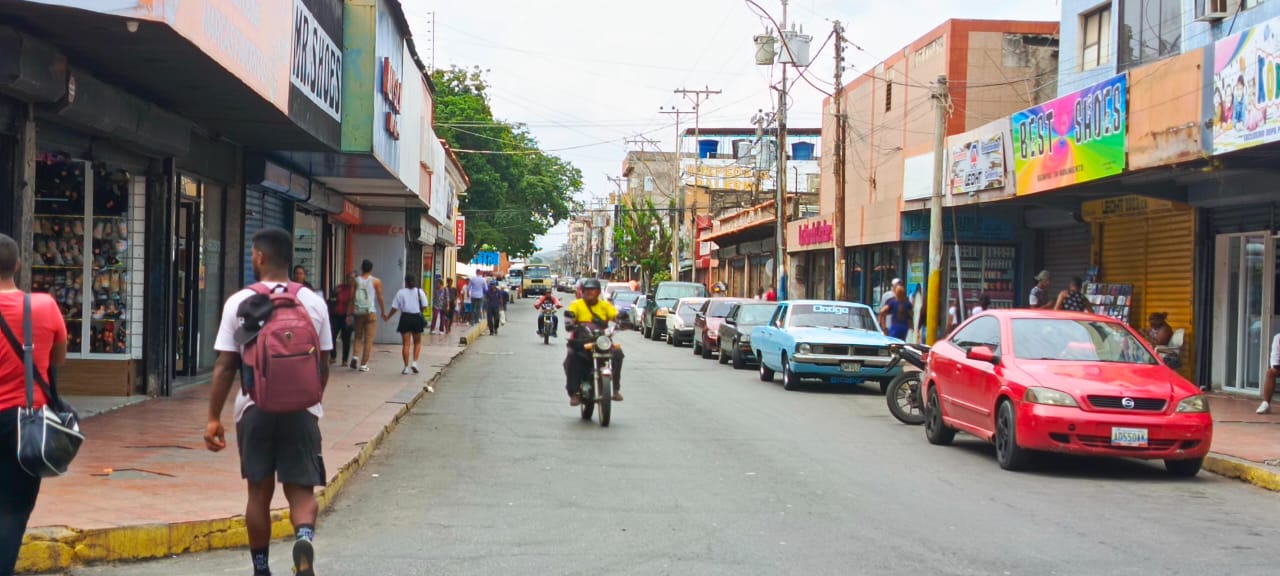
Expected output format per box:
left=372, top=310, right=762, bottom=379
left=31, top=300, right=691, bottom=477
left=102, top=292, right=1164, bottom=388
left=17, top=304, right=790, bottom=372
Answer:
left=582, top=278, right=602, bottom=290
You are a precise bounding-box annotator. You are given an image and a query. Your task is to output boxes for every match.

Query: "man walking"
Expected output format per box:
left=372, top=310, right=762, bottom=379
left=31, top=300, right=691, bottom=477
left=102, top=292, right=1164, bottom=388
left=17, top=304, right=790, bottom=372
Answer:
left=206, top=227, right=332, bottom=576
left=350, top=259, right=386, bottom=372
left=467, top=272, right=488, bottom=326
left=430, top=278, right=450, bottom=334
left=485, top=278, right=505, bottom=335
left=1028, top=270, right=1053, bottom=309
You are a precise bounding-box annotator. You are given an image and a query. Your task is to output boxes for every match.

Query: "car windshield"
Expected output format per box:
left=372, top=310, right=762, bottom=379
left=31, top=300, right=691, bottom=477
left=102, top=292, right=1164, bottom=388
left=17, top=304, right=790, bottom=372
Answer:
left=736, top=304, right=777, bottom=325
left=656, top=284, right=708, bottom=303
left=1011, top=318, right=1157, bottom=364
left=708, top=301, right=738, bottom=317
left=526, top=267, right=551, bottom=279
left=677, top=306, right=698, bottom=321
left=613, top=291, right=639, bottom=304
left=788, top=303, right=877, bottom=331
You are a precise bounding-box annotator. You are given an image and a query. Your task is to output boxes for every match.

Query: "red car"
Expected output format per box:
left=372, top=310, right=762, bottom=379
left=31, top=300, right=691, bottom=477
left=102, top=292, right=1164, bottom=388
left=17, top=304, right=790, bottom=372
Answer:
left=923, top=309, right=1212, bottom=476
left=693, top=298, right=748, bottom=360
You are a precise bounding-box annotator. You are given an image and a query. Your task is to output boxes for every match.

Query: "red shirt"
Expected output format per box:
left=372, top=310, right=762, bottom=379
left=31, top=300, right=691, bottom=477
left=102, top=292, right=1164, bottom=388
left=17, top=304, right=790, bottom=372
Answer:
left=0, top=292, right=66, bottom=411
left=334, top=284, right=354, bottom=316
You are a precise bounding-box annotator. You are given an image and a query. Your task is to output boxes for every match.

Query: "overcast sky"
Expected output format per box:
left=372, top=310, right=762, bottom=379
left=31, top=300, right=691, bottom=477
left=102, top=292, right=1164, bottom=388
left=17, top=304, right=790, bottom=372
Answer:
left=402, top=0, right=1060, bottom=253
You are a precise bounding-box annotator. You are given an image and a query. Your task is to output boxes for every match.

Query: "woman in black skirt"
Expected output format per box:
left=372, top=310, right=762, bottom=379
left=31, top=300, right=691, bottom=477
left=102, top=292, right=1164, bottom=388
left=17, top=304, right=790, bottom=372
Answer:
left=384, top=274, right=429, bottom=375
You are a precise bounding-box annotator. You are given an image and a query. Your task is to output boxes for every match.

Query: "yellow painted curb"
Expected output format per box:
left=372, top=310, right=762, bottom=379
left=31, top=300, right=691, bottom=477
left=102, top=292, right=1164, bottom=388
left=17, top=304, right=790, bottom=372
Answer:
left=1203, top=454, right=1280, bottom=493
left=16, top=341, right=476, bottom=574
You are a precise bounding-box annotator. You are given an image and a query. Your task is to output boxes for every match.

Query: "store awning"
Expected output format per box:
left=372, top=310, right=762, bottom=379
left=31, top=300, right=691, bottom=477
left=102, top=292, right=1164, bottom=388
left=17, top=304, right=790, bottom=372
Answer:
left=455, top=262, right=476, bottom=278
left=702, top=216, right=776, bottom=246
left=275, top=150, right=425, bottom=209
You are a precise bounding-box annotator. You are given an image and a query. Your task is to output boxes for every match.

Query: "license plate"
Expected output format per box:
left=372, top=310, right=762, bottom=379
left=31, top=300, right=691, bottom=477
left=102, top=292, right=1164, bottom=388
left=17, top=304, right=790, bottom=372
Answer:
left=1111, top=427, right=1149, bottom=447
left=840, top=361, right=862, bottom=373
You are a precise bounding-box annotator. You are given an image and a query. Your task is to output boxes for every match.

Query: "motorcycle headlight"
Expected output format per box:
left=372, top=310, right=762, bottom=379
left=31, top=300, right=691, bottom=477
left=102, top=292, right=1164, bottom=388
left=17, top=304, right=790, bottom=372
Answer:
left=1024, top=387, right=1078, bottom=407
left=1176, top=395, right=1210, bottom=413
left=595, top=335, right=613, bottom=350
left=798, top=343, right=811, bottom=354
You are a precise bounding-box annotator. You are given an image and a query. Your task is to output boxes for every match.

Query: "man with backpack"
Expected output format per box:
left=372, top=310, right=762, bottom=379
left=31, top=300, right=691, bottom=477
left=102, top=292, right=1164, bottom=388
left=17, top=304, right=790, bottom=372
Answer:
left=349, top=259, right=386, bottom=372
left=206, top=227, right=332, bottom=576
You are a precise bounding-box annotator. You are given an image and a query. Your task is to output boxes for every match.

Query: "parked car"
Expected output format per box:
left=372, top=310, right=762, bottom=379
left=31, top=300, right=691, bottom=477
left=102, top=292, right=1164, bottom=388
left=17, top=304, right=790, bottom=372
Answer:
left=643, top=282, right=709, bottom=340
left=558, top=277, right=576, bottom=293
left=718, top=302, right=779, bottom=369
left=752, top=300, right=903, bottom=392
left=693, top=298, right=749, bottom=359
left=632, top=295, right=648, bottom=331
left=613, top=292, right=642, bottom=328
left=923, top=310, right=1212, bottom=475
left=665, top=297, right=708, bottom=347
left=605, top=282, right=634, bottom=301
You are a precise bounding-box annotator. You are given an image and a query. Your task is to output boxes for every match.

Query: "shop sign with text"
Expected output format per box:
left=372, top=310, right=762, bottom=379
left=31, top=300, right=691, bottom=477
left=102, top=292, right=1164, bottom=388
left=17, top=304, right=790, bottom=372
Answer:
left=455, top=217, right=466, bottom=246
left=352, top=224, right=404, bottom=236
left=381, top=56, right=402, bottom=140
left=949, top=118, right=1011, bottom=195
left=291, top=0, right=342, bottom=121
left=1212, top=15, right=1280, bottom=154
left=333, top=199, right=362, bottom=225
left=798, top=220, right=833, bottom=246
left=1081, top=195, right=1187, bottom=222
left=900, top=212, right=1015, bottom=243
left=1012, top=73, right=1127, bottom=195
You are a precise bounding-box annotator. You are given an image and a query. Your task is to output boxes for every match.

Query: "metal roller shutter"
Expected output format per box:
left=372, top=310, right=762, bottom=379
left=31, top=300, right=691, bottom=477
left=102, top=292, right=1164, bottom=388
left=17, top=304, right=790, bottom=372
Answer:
left=1041, top=224, right=1092, bottom=297
left=242, top=189, right=293, bottom=285
left=1100, top=210, right=1196, bottom=378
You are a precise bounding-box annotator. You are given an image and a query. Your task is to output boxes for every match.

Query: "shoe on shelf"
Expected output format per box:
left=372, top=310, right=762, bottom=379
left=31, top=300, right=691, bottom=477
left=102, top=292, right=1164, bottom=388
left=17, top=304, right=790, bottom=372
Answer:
left=401, top=366, right=411, bottom=375
left=1258, top=401, right=1272, bottom=415
left=569, top=395, right=581, bottom=407
left=411, top=362, right=420, bottom=374
left=292, top=538, right=315, bottom=576
left=359, top=365, right=371, bottom=372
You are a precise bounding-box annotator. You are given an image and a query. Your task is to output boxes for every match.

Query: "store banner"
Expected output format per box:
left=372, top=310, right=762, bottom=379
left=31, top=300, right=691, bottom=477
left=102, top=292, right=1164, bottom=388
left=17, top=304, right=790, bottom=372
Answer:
left=291, top=0, right=342, bottom=121
left=948, top=118, right=1011, bottom=196
left=455, top=217, right=466, bottom=246
left=1212, top=15, right=1280, bottom=154
left=1011, top=73, right=1127, bottom=195
left=900, top=211, right=1015, bottom=243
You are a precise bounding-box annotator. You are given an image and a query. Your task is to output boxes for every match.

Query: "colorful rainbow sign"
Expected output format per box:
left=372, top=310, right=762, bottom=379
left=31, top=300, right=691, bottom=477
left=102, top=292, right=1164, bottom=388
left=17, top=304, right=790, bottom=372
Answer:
left=1212, top=15, right=1280, bottom=154
left=1011, top=74, right=1127, bottom=196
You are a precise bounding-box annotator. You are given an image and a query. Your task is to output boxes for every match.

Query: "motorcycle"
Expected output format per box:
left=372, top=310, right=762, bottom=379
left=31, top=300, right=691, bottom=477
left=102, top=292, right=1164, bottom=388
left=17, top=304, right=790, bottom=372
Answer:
left=538, top=303, right=561, bottom=344
left=573, top=322, right=619, bottom=427
left=884, top=343, right=929, bottom=425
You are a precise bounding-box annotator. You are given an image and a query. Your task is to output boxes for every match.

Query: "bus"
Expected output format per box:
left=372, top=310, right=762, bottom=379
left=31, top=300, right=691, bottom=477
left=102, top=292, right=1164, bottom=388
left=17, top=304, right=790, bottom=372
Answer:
left=522, top=264, right=553, bottom=297
left=507, top=265, right=525, bottom=295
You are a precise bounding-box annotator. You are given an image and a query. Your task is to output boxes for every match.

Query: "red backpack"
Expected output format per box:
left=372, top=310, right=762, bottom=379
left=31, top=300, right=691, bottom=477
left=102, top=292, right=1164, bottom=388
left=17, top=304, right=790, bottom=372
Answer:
left=242, top=283, right=324, bottom=413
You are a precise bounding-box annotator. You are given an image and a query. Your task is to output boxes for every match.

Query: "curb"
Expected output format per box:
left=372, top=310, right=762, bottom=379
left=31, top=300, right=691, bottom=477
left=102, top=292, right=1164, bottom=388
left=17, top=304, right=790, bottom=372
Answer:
left=1203, top=453, right=1280, bottom=492
left=16, top=333, right=483, bottom=574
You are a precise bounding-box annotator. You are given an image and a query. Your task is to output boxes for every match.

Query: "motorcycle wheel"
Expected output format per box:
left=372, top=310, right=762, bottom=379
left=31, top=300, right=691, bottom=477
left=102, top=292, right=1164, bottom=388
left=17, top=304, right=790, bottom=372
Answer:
left=580, top=386, right=595, bottom=421
left=885, top=372, right=926, bottom=425
left=598, top=373, right=612, bottom=428
left=544, top=329, right=550, bottom=345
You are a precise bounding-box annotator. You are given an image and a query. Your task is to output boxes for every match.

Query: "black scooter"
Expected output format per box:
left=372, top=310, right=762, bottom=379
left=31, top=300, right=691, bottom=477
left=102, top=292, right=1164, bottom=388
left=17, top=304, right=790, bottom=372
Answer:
left=885, top=343, right=930, bottom=425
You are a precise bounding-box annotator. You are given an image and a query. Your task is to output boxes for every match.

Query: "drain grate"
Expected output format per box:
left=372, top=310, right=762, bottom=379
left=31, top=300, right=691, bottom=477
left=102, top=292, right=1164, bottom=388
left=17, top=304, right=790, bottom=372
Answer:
left=124, top=445, right=192, bottom=450
left=91, top=468, right=175, bottom=480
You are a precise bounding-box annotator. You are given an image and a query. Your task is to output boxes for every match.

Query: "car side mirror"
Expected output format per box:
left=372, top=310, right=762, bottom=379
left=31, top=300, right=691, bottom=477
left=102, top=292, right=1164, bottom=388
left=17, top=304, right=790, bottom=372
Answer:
left=966, top=345, right=999, bottom=364
left=724, top=317, right=736, bottom=325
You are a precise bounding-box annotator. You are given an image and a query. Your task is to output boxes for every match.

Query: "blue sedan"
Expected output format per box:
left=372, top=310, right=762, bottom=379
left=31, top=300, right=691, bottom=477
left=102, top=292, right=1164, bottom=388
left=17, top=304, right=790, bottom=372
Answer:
left=751, top=300, right=905, bottom=392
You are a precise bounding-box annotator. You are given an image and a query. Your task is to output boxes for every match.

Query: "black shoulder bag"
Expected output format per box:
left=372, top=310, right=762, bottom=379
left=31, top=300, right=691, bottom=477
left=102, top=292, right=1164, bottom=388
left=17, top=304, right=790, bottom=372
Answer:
left=0, top=293, right=84, bottom=477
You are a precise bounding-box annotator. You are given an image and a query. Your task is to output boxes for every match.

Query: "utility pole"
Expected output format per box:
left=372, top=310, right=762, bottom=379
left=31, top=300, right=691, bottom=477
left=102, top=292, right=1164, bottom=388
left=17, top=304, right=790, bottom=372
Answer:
left=774, top=0, right=790, bottom=301
left=750, top=109, right=772, bottom=207
left=660, top=105, right=695, bottom=281
left=924, top=74, right=949, bottom=346
left=675, top=87, right=721, bottom=283
left=832, top=20, right=847, bottom=302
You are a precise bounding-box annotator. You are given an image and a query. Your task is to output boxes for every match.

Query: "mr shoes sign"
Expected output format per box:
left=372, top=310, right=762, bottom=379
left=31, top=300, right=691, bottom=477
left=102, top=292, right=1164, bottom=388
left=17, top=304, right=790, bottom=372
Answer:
left=291, top=0, right=342, bottom=121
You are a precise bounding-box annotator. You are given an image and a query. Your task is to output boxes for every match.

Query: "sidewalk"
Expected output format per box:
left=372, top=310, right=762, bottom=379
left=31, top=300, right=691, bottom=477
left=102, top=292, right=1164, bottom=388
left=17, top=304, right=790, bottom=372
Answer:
left=1204, top=393, right=1280, bottom=492
left=17, top=324, right=485, bottom=574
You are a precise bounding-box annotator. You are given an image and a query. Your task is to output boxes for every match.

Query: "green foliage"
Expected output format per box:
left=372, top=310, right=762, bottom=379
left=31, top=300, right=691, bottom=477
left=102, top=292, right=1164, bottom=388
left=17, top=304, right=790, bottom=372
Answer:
left=529, top=256, right=543, bottom=264
left=612, top=196, right=673, bottom=288
left=432, top=66, right=583, bottom=261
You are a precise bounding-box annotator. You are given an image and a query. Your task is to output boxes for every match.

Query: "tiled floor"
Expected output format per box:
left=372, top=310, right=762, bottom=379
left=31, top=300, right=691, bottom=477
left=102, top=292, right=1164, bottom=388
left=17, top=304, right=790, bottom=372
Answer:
left=28, top=335, right=466, bottom=531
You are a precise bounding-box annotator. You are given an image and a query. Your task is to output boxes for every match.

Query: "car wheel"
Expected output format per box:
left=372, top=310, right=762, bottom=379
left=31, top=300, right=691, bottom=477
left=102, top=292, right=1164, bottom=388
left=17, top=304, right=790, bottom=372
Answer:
left=1165, top=457, right=1204, bottom=477
left=781, top=354, right=799, bottom=391
left=994, top=400, right=1032, bottom=471
left=643, top=323, right=652, bottom=339
left=693, top=337, right=702, bottom=355
left=718, top=344, right=730, bottom=364
left=731, top=346, right=746, bottom=370
left=924, top=386, right=956, bottom=446
left=666, top=330, right=673, bottom=345
left=701, top=340, right=714, bottom=359
left=758, top=352, right=774, bottom=382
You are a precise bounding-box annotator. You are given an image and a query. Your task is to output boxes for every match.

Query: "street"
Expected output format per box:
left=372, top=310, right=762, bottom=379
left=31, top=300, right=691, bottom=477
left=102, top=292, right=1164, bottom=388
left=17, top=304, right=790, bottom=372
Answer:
left=71, top=303, right=1280, bottom=576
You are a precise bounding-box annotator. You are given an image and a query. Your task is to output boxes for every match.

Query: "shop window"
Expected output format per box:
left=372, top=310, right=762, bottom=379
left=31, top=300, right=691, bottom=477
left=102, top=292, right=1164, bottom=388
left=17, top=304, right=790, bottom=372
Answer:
left=32, top=156, right=136, bottom=355
left=791, top=142, right=815, bottom=161
left=1119, top=0, right=1181, bottom=70
left=884, top=71, right=895, bottom=112
left=1081, top=5, right=1111, bottom=71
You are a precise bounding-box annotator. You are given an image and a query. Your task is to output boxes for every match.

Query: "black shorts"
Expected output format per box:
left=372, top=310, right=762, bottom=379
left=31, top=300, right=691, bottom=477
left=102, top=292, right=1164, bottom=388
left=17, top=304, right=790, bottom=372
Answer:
left=236, top=407, right=326, bottom=486
left=396, top=311, right=426, bottom=334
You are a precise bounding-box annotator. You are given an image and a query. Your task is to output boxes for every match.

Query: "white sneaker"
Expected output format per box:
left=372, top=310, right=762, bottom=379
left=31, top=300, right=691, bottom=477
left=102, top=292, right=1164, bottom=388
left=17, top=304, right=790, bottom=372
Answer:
left=359, top=364, right=371, bottom=372
left=402, top=366, right=411, bottom=375
left=411, top=362, right=420, bottom=374
left=1258, top=401, right=1271, bottom=414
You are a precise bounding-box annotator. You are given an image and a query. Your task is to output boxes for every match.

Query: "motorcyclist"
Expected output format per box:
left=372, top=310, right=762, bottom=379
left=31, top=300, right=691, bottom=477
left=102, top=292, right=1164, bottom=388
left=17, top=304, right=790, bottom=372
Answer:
left=563, top=278, right=624, bottom=406
left=533, top=292, right=563, bottom=337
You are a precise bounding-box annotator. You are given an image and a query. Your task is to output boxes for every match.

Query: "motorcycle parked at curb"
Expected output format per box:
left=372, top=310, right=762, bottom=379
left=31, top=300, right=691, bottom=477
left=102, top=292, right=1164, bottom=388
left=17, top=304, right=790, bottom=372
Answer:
left=885, top=343, right=929, bottom=425
left=572, top=322, right=619, bottom=427
left=538, top=302, right=562, bottom=344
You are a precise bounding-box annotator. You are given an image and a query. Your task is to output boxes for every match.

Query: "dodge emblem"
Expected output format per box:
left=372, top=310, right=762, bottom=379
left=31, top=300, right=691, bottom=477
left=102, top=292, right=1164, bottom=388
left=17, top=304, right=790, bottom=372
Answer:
left=1121, top=397, right=1135, bottom=409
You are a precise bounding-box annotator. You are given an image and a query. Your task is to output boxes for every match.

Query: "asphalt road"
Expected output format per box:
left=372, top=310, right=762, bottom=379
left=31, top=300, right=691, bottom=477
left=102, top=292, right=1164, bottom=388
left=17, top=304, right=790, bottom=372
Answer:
left=71, top=300, right=1280, bottom=575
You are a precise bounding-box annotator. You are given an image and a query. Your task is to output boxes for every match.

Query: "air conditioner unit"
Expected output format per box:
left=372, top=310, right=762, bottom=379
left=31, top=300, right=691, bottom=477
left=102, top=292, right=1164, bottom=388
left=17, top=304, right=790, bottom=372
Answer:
left=1196, top=0, right=1231, bottom=21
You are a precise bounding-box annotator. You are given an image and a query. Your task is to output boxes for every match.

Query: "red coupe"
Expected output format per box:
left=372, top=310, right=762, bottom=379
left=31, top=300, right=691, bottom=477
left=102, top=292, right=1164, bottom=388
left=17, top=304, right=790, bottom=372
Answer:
left=923, top=309, right=1212, bottom=476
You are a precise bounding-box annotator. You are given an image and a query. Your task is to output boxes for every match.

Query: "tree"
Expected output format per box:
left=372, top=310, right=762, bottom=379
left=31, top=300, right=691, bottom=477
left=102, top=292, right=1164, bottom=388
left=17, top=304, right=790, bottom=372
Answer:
left=613, top=196, right=673, bottom=291
left=432, top=66, right=582, bottom=261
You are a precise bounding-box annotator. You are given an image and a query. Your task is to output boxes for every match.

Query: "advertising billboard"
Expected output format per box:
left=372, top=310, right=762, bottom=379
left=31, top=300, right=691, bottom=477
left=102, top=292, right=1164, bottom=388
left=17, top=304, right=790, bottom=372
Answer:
left=1011, top=73, right=1127, bottom=195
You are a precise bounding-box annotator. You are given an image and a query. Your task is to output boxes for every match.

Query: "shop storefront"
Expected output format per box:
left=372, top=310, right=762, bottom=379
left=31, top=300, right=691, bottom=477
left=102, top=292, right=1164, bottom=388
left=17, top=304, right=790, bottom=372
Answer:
left=788, top=216, right=835, bottom=300
left=353, top=212, right=409, bottom=344
left=704, top=201, right=777, bottom=299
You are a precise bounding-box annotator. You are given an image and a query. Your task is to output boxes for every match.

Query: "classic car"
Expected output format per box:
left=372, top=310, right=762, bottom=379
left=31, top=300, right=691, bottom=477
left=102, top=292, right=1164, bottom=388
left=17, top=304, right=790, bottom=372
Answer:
left=924, top=310, right=1212, bottom=475
left=643, top=281, right=709, bottom=340
left=666, top=297, right=708, bottom=347
left=717, top=302, right=780, bottom=369
left=751, top=300, right=904, bottom=392
left=693, top=298, right=749, bottom=359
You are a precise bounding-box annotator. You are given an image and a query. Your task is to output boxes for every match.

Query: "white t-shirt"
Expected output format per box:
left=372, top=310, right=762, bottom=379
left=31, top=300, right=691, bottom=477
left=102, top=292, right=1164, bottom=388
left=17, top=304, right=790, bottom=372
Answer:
left=213, top=282, right=334, bottom=422
left=468, top=275, right=488, bottom=298
left=1270, top=333, right=1280, bottom=368
left=971, top=306, right=985, bottom=317
left=392, top=287, right=429, bottom=314
left=947, top=305, right=959, bottom=327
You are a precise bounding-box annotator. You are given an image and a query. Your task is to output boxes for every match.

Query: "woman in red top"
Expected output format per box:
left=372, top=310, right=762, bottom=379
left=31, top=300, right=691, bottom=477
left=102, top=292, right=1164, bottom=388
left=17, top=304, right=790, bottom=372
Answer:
left=0, top=233, right=68, bottom=573
left=329, top=271, right=356, bottom=366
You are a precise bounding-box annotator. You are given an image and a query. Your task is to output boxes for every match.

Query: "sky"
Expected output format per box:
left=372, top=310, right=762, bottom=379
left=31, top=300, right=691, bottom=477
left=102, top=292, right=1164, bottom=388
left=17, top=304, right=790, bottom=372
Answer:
left=402, top=0, right=1061, bottom=254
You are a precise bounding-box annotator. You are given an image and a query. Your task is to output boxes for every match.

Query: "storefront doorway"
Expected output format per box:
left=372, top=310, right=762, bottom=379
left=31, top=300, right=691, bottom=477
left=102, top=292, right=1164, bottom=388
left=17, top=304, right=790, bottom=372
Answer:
left=175, top=198, right=200, bottom=377
left=1213, top=234, right=1278, bottom=393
